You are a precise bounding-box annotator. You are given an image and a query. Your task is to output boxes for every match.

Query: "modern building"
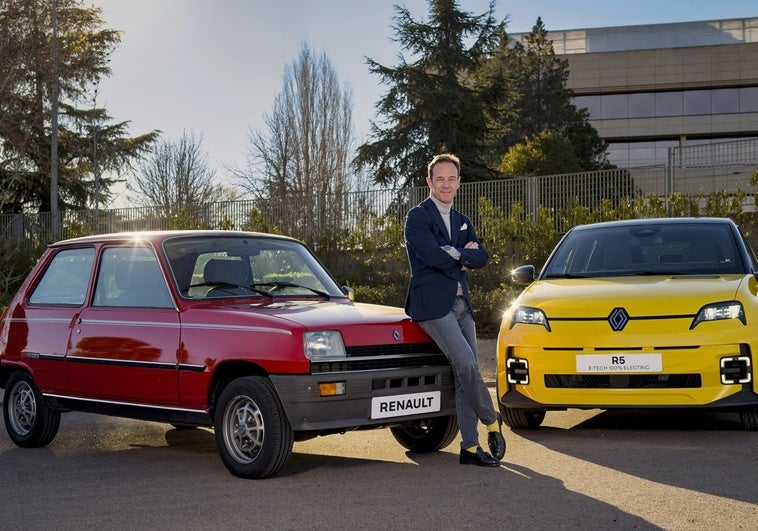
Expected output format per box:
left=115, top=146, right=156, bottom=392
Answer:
left=516, top=17, right=758, bottom=169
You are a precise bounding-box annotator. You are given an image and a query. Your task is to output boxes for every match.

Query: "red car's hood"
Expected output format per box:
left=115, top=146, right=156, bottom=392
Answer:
left=185, top=299, right=430, bottom=346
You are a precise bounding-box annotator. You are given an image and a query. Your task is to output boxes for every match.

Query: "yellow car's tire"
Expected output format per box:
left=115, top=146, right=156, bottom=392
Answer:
left=499, top=405, right=545, bottom=429
left=739, top=407, right=758, bottom=430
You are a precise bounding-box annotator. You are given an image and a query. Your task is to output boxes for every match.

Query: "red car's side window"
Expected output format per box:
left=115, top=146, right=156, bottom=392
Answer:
left=28, top=247, right=95, bottom=306
left=93, top=247, right=173, bottom=308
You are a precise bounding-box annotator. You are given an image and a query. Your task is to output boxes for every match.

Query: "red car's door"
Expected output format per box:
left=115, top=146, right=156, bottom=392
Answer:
left=65, top=245, right=181, bottom=405
left=11, top=247, right=96, bottom=394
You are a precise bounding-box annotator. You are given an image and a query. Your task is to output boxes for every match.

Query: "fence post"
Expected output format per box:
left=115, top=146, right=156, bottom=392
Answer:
left=528, top=176, right=539, bottom=221
left=666, top=147, right=675, bottom=215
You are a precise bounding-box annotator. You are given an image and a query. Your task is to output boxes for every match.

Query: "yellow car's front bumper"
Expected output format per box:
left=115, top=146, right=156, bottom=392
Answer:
left=497, top=341, right=755, bottom=409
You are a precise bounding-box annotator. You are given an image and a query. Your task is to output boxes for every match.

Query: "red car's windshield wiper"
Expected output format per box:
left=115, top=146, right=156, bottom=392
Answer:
left=184, top=281, right=274, bottom=298
left=252, top=281, right=331, bottom=299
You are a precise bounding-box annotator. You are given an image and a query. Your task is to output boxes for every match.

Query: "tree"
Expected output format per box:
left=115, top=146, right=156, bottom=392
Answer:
left=469, top=29, right=519, bottom=171
left=130, top=131, right=225, bottom=218
left=499, top=130, right=579, bottom=177
left=355, top=0, right=503, bottom=187
left=0, top=0, right=157, bottom=214
left=236, top=42, right=355, bottom=246
left=504, top=17, right=609, bottom=171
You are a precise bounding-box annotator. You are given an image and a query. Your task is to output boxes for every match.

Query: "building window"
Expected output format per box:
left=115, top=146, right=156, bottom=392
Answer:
left=655, top=92, right=683, bottom=117
left=741, top=87, right=758, bottom=112
left=628, top=93, right=655, bottom=118
left=575, top=86, right=758, bottom=120
left=683, top=90, right=710, bottom=115
left=602, top=94, right=627, bottom=119
left=712, top=88, right=739, bottom=114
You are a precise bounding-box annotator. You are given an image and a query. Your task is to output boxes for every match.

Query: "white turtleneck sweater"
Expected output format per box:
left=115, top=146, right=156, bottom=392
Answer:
left=429, top=195, right=464, bottom=295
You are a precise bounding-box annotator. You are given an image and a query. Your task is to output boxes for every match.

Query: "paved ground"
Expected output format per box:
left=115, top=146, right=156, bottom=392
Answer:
left=3, top=389, right=755, bottom=530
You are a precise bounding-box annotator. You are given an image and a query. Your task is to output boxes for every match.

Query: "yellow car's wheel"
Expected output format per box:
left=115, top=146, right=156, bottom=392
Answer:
left=499, top=404, right=545, bottom=429
left=740, top=407, right=758, bottom=430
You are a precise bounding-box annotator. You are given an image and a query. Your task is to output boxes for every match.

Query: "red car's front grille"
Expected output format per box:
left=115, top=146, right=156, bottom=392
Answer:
left=345, top=341, right=442, bottom=357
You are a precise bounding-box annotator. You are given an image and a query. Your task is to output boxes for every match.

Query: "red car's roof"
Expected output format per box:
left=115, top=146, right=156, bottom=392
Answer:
left=50, top=230, right=299, bottom=247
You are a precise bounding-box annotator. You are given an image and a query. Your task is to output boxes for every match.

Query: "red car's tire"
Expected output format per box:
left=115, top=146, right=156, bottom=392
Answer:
left=214, top=376, right=293, bottom=479
left=3, top=371, right=61, bottom=448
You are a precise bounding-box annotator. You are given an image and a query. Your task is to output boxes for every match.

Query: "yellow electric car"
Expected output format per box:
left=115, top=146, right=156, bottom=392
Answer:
left=497, top=217, right=758, bottom=429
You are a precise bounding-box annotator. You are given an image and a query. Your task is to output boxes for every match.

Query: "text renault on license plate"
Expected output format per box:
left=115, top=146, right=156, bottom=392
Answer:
left=371, top=391, right=441, bottom=419
left=576, top=354, right=663, bottom=373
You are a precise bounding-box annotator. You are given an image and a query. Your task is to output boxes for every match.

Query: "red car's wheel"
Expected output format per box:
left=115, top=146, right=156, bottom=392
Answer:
left=214, top=376, right=293, bottom=479
left=390, top=414, right=459, bottom=452
left=3, top=371, right=60, bottom=448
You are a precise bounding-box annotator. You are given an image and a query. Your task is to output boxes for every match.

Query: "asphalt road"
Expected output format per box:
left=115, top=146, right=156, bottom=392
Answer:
left=1, top=390, right=756, bottom=531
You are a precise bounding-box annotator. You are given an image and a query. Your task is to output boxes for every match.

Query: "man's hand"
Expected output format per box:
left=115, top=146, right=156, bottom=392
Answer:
left=464, top=241, right=479, bottom=249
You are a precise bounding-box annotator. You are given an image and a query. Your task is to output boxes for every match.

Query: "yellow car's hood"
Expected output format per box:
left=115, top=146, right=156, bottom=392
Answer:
left=520, top=274, right=749, bottom=317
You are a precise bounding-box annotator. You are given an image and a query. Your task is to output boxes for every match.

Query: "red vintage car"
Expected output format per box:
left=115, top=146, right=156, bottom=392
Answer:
left=0, top=231, right=457, bottom=478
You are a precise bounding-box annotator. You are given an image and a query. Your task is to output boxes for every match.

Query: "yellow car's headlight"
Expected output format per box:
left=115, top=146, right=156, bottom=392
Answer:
left=690, top=301, right=745, bottom=329
left=510, top=306, right=551, bottom=331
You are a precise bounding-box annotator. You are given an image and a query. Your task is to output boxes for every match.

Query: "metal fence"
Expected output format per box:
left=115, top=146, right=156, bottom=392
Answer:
left=1, top=138, right=757, bottom=251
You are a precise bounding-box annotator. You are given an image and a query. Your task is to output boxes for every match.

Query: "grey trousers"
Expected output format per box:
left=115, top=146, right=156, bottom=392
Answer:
left=419, top=295, right=498, bottom=449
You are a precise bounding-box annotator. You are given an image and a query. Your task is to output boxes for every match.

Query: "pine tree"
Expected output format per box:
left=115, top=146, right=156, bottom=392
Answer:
left=355, top=0, right=502, bottom=187
left=507, top=17, right=609, bottom=171
left=0, top=0, right=157, bottom=213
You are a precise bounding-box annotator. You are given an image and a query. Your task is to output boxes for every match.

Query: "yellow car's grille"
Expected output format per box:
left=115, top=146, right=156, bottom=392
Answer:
left=544, top=374, right=702, bottom=388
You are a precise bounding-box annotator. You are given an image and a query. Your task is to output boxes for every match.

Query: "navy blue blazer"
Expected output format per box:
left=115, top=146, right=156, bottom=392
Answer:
left=404, top=197, right=489, bottom=321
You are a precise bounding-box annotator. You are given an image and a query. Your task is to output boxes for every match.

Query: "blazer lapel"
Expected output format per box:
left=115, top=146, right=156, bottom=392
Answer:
left=423, top=199, right=452, bottom=244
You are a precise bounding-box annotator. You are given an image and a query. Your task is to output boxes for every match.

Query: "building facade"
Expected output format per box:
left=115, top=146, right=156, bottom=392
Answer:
left=517, top=18, right=758, bottom=168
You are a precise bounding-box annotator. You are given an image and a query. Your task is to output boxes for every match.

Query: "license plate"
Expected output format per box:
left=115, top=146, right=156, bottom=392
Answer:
left=576, top=354, right=662, bottom=373
left=371, top=391, right=441, bottom=420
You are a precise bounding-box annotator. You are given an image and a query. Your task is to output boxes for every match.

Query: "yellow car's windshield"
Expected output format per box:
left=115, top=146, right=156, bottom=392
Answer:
left=543, top=222, right=747, bottom=278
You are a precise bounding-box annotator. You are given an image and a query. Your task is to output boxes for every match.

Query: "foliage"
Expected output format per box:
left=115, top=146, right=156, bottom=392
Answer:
left=0, top=0, right=158, bottom=213
left=355, top=0, right=502, bottom=186
left=499, top=130, right=579, bottom=176
left=243, top=208, right=281, bottom=235
left=166, top=208, right=214, bottom=230
left=0, top=238, right=45, bottom=306
left=469, top=282, right=521, bottom=336
left=704, top=188, right=747, bottom=225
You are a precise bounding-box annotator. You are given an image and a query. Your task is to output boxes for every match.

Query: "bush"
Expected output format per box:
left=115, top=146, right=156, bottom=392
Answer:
left=470, top=283, right=523, bottom=337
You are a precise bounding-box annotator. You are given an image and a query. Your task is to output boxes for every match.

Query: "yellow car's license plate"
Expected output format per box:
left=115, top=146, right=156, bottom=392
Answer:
left=576, top=354, right=663, bottom=373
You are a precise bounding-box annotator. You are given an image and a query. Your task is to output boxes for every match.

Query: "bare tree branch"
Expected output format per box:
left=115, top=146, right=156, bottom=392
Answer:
left=130, top=130, right=225, bottom=217
left=233, top=42, right=355, bottom=244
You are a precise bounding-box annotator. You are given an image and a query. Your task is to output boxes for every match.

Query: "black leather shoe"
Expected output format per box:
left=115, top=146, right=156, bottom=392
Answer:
left=459, top=447, right=500, bottom=467
left=488, top=413, right=506, bottom=460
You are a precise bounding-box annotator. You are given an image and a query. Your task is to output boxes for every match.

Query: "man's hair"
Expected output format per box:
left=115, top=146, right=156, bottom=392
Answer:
left=427, top=153, right=461, bottom=180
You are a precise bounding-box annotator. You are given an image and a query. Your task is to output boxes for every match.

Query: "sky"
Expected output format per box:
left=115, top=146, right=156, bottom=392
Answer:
left=89, top=0, right=757, bottom=206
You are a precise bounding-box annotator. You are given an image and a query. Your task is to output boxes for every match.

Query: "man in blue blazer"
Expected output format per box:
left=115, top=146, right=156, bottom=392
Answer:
left=404, top=153, right=505, bottom=467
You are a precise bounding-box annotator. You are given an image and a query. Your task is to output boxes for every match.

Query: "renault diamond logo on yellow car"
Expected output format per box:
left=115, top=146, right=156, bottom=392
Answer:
left=608, top=307, right=630, bottom=331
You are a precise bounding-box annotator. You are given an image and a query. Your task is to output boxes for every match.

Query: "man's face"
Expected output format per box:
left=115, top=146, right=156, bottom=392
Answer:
left=427, top=161, right=460, bottom=204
